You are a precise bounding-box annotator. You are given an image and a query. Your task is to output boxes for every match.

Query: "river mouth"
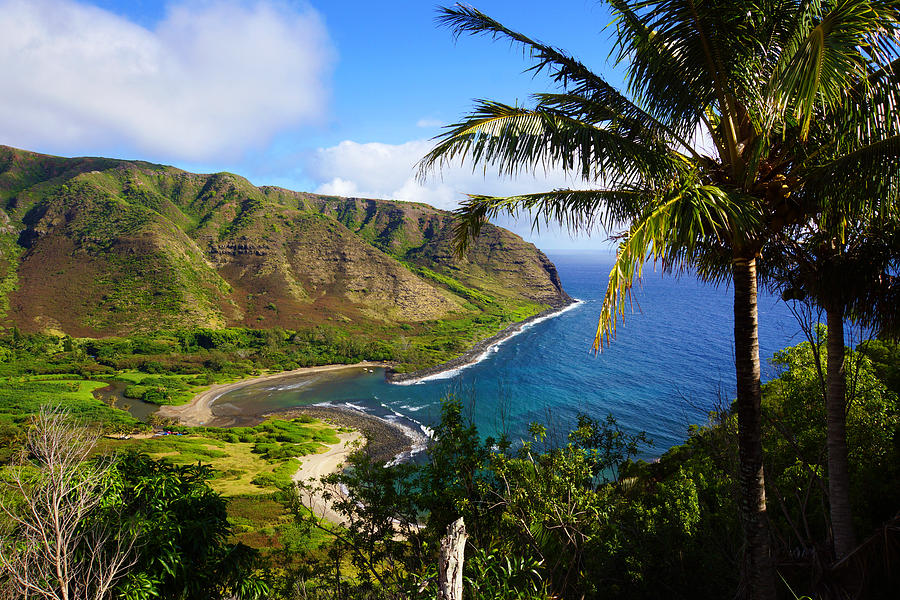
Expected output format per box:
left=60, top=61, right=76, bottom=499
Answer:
left=209, top=366, right=387, bottom=419
left=93, top=381, right=163, bottom=422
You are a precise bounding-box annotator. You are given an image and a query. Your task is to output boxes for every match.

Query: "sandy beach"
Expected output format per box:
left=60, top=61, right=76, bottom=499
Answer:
left=293, top=430, right=364, bottom=525
left=156, top=361, right=388, bottom=427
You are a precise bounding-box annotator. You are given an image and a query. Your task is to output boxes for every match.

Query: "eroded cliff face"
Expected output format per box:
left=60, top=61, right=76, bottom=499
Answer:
left=296, top=195, right=571, bottom=308
left=0, top=145, right=570, bottom=336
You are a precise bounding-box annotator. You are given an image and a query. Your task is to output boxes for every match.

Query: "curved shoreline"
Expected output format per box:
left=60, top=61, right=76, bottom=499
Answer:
left=157, top=301, right=579, bottom=462
left=293, top=430, right=365, bottom=525
left=156, top=361, right=389, bottom=427
left=270, top=405, right=414, bottom=464
left=386, top=298, right=580, bottom=384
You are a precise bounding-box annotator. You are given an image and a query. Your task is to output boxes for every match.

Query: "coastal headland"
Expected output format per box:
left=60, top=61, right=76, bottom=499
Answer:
left=386, top=298, right=580, bottom=384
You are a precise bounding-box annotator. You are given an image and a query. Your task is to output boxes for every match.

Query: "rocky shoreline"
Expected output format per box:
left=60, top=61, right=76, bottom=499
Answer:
left=267, top=405, right=414, bottom=464
left=386, top=298, right=578, bottom=384
left=155, top=301, right=579, bottom=464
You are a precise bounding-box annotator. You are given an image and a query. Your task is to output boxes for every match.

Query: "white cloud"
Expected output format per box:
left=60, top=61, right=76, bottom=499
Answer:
left=309, top=138, right=588, bottom=210
left=0, top=0, right=334, bottom=161
left=415, top=118, right=444, bottom=128
left=316, top=176, right=359, bottom=197
left=308, top=137, right=613, bottom=250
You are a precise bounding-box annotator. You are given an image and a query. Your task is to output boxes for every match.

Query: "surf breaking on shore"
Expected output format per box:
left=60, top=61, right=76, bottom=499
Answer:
left=387, top=298, right=583, bottom=385
left=156, top=301, right=581, bottom=464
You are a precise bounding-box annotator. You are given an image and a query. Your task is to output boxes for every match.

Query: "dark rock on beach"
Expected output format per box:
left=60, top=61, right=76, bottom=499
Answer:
left=267, top=405, right=414, bottom=464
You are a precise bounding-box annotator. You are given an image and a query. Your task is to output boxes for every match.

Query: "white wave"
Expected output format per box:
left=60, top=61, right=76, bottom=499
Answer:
left=377, top=403, right=433, bottom=466
left=391, top=299, right=584, bottom=386
left=309, top=401, right=431, bottom=466
left=385, top=420, right=430, bottom=466
left=312, top=400, right=365, bottom=413
left=519, top=299, right=583, bottom=329
left=385, top=419, right=434, bottom=466
left=267, top=379, right=317, bottom=392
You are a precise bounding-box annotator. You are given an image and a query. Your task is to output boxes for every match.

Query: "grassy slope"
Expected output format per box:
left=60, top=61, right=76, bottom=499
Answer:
left=0, top=145, right=568, bottom=373
left=100, top=417, right=345, bottom=551
left=1, top=146, right=562, bottom=330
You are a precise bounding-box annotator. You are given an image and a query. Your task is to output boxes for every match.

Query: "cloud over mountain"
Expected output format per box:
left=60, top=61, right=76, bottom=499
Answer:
left=310, top=138, right=587, bottom=211
left=0, top=0, right=334, bottom=161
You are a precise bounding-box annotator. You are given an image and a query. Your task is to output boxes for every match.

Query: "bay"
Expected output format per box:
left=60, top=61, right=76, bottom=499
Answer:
left=213, top=250, right=801, bottom=455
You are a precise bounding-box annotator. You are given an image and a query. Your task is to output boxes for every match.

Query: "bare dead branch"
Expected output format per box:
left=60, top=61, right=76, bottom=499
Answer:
left=0, top=406, right=136, bottom=600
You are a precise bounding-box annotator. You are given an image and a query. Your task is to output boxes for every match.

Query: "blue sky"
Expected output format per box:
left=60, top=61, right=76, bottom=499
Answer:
left=0, top=0, right=625, bottom=251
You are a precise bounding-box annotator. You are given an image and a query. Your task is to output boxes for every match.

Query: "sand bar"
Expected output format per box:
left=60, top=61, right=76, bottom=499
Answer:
left=157, top=361, right=388, bottom=427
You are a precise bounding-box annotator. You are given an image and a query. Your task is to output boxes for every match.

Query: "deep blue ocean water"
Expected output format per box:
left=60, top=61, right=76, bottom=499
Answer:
left=214, top=251, right=801, bottom=457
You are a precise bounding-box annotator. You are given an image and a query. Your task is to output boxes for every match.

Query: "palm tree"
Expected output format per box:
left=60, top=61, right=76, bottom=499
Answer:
left=767, top=212, right=900, bottom=559
left=762, top=58, right=900, bottom=559
left=421, top=2, right=900, bottom=598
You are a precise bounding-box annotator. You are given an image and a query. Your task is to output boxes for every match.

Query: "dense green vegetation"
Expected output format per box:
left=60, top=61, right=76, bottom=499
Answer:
left=0, top=302, right=546, bottom=389
left=1, top=330, right=898, bottom=600
left=0, top=327, right=392, bottom=379
left=106, top=454, right=269, bottom=600
left=286, top=334, right=899, bottom=600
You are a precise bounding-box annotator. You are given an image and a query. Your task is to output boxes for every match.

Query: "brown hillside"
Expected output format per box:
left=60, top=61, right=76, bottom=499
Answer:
left=0, top=145, right=570, bottom=337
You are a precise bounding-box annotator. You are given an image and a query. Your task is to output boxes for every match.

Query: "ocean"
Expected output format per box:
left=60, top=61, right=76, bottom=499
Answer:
left=212, top=250, right=802, bottom=458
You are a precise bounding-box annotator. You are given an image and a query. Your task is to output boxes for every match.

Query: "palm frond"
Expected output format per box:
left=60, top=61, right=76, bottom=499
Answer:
left=593, top=184, right=765, bottom=351
left=769, top=0, right=900, bottom=139
left=824, top=57, right=900, bottom=151
left=609, top=0, right=774, bottom=165
left=533, top=92, right=703, bottom=160
left=418, top=100, right=683, bottom=184
left=452, top=188, right=650, bottom=256
left=801, top=134, right=900, bottom=210
left=435, top=4, right=690, bottom=144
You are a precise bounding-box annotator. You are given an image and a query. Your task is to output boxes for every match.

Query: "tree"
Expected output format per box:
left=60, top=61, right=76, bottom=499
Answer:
left=0, top=407, right=135, bottom=600
left=760, top=335, right=900, bottom=592
left=107, top=452, right=269, bottom=600
left=767, top=214, right=900, bottom=558
left=421, top=2, right=900, bottom=598
left=0, top=407, right=266, bottom=600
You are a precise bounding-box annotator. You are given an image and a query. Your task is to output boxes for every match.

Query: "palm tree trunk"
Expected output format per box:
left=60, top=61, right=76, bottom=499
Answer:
left=733, top=256, right=776, bottom=600
left=825, top=304, right=855, bottom=559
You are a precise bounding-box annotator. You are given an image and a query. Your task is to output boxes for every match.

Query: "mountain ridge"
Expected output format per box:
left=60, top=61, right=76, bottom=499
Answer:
left=0, top=145, right=570, bottom=345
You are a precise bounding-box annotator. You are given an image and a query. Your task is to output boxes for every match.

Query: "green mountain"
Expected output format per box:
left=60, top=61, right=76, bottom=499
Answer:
left=0, top=146, right=570, bottom=340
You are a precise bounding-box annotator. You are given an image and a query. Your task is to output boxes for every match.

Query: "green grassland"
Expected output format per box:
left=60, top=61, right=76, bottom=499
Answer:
left=98, top=416, right=344, bottom=552
left=0, top=376, right=141, bottom=431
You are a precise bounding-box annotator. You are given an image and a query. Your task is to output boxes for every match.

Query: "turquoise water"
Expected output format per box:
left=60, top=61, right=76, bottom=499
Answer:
left=213, top=251, right=800, bottom=455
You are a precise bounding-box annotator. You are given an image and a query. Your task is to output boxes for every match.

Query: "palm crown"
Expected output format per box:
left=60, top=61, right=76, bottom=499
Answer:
left=421, top=1, right=900, bottom=597
left=421, top=0, right=900, bottom=349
